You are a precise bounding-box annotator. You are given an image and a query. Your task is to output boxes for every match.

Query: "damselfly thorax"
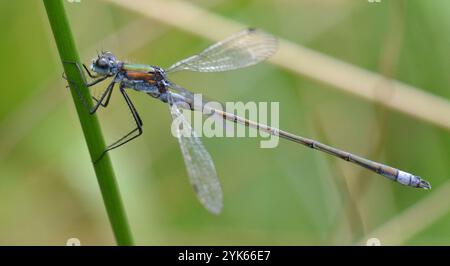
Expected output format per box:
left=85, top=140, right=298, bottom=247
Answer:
left=117, top=63, right=168, bottom=97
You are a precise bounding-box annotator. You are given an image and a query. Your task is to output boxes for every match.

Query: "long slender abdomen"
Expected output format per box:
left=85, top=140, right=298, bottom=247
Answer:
left=202, top=105, right=431, bottom=189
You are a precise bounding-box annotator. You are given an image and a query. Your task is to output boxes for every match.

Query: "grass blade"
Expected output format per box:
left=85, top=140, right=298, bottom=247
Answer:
left=43, top=0, right=133, bottom=245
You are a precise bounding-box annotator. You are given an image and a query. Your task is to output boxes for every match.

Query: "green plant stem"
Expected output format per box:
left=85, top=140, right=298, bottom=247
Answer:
left=43, top=0, right=133, bottom=246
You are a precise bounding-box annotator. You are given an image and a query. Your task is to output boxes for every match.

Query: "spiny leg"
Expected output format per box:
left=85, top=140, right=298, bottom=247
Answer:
left=90, top=75, right=115, bottom=108
left=66, top=76, right=116, bottom=115
left=62, top=60, right=111, bottom=110
left=62, top=60, right=108, bottom=86
left=93, top=85, right=143, bottom=163
left=89, top=79, right=116, bottom=114
left=98, top=81, right=115, bottom=108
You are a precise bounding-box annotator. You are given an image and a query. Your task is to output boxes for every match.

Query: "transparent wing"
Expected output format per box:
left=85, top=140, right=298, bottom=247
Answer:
left=168, top=92, right=223, bottom=214
left=166, top=28, right=278, bottom=73
left=167, top=82, right=226, bottom=112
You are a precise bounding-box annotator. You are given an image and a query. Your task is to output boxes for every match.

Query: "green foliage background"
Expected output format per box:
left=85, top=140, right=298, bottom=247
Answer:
left=0, top=0, right=449, bottom=245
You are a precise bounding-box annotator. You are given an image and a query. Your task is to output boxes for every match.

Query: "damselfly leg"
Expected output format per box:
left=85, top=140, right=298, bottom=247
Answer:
left=62, top=60, right=113, bottom=111
left=63, top=60, right=143, bottom=162
left=94, top=84, right=143, bottom=163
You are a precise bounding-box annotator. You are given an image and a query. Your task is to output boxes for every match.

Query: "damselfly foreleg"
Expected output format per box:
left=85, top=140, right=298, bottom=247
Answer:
left=65, top=75, right=116, bottom=114
left=94, top=84, right=143, bottom=163
left=88, top=79, right=115, bottom=114
left=62, top=60, right=108, bottom=87
left=62, top=60, right=113, bottom=109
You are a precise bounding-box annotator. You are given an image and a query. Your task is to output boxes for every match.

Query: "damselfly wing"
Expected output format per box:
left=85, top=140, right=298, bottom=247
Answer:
left=167, top=92, right=223, bottom=214
left=166, top=28, right=278, bottom=73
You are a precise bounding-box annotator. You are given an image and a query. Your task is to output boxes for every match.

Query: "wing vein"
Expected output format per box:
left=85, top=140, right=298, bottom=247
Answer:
left=166, top=28, right=278, bottom=73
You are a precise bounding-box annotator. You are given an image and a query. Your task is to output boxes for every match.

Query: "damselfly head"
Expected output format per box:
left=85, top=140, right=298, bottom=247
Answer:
left=91, top=51, right=118, bottom=76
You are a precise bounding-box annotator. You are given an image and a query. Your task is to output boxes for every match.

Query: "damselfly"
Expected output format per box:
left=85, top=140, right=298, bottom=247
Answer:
left=63, top=28, right=431, bottom=214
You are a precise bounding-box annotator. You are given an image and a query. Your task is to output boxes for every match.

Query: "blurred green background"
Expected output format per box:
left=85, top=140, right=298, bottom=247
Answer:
left=0, top=0, right=449, bottom=245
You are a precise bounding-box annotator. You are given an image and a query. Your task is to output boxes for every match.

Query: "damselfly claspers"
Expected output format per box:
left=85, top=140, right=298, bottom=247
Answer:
left=63, top=28, right=430, bottom=214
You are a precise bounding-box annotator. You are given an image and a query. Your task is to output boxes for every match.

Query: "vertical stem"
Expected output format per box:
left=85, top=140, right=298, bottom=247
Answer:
left=43, top=0, right=133, bottom=245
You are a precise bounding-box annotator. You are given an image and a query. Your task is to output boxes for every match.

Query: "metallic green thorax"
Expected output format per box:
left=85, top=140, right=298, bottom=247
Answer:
left=122, top=63, right=155, bottom=72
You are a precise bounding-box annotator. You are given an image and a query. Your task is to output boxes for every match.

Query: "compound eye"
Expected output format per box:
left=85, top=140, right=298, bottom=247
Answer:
left=97, top=58, right=108, bottom=67
left=104, top=52, right=116, bottom=62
